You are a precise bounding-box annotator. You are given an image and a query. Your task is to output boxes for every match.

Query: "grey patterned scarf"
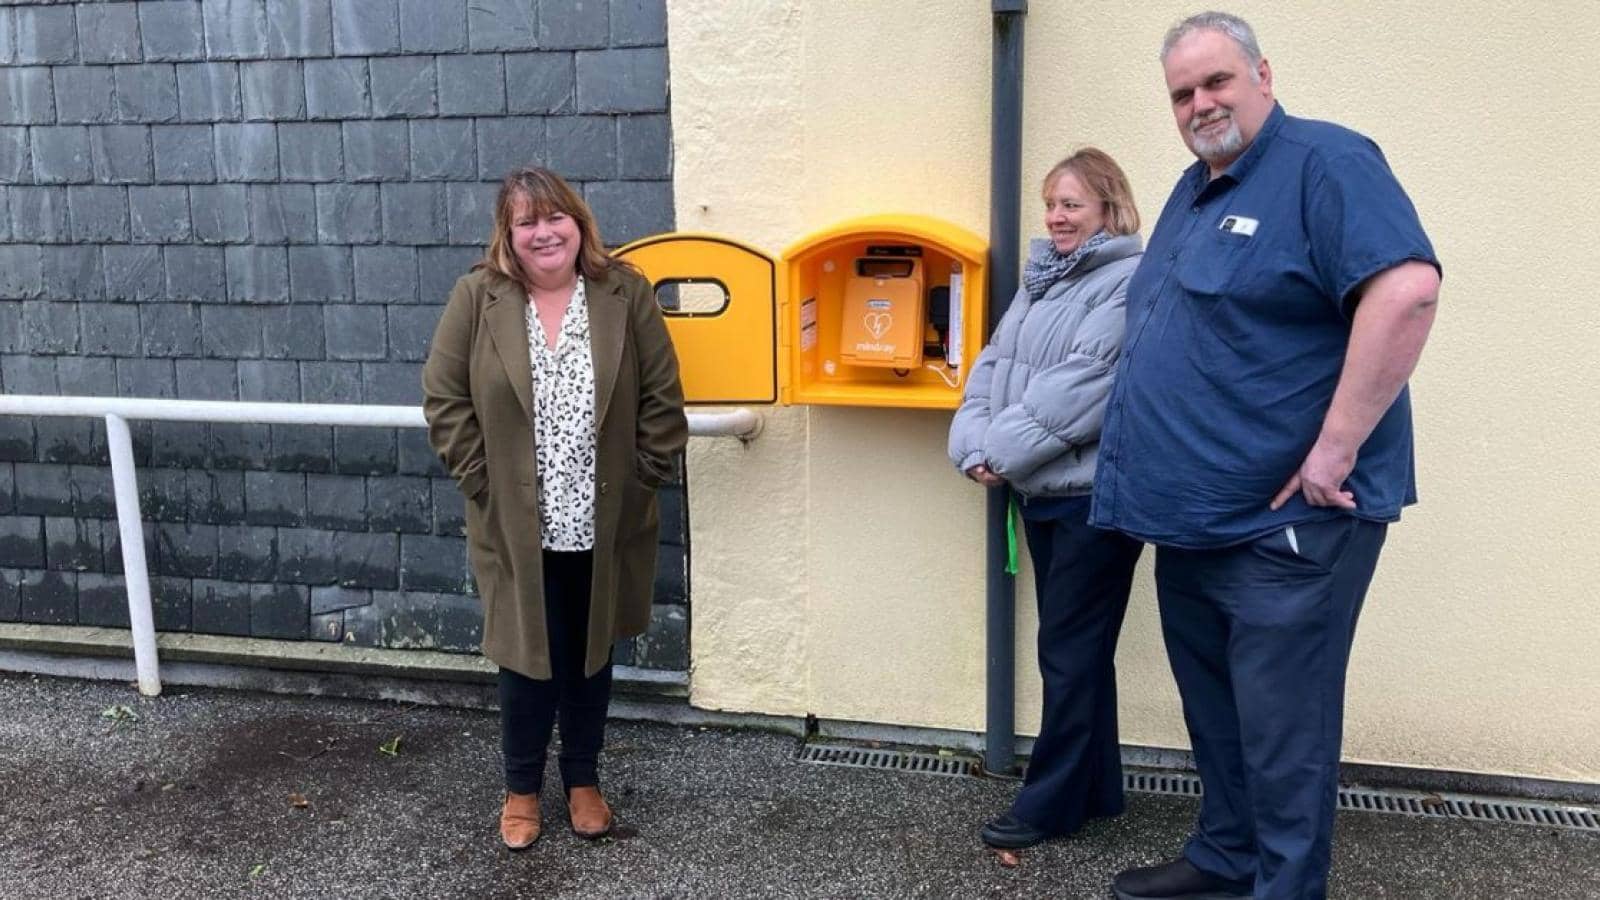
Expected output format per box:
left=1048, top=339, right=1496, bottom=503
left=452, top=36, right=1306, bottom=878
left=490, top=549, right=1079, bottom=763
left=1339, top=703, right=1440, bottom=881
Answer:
left=1022, top=230, right=1111, bottom=302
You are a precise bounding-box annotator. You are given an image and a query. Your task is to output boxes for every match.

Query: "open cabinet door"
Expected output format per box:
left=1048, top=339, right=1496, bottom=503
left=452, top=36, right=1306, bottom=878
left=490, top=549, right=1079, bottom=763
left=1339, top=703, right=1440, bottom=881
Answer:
left=616, top=233, right=780, bottom=406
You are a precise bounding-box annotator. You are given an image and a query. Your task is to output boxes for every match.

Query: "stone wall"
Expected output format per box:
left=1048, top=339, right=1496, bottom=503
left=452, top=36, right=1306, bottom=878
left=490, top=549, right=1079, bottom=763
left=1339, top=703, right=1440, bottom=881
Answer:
left=0, top=0, right=687, bottom=668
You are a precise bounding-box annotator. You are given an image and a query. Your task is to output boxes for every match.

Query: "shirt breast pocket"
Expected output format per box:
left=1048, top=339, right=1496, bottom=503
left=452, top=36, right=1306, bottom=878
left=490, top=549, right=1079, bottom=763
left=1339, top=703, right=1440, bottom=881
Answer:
left=1175, top=230, right=1277, bottom=346
left=1176, top=229, right=1259, bottom=298
left=1177, top=229, right=1260, bottom=344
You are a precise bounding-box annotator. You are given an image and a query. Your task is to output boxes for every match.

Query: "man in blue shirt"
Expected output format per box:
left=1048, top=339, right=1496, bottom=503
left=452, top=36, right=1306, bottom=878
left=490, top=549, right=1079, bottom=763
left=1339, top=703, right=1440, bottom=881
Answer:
left=1097, top=12, right=1441, bottom=900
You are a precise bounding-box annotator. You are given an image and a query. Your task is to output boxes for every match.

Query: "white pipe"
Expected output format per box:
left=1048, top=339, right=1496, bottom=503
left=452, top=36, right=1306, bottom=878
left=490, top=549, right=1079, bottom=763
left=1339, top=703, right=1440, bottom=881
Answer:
left=104, top=414, right=161, bottom=698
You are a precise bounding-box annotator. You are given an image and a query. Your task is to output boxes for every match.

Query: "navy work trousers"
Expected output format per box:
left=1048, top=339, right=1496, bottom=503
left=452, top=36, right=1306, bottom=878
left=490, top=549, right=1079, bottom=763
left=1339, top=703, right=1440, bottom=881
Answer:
left=1012, top=498, right=1144, bottom=834
left=499, top=549, right=614, bottom=795
left=1156, top=517, right=1387, bottom=900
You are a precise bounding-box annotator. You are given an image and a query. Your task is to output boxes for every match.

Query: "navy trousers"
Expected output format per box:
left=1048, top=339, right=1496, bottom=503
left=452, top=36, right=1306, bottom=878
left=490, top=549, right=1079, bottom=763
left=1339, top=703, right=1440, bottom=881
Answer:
left=499, top=549, right=614, bottom=795
left=1156, top=517, right=1387, bottom=900
left=1012, top=498, right=1144, bottom=834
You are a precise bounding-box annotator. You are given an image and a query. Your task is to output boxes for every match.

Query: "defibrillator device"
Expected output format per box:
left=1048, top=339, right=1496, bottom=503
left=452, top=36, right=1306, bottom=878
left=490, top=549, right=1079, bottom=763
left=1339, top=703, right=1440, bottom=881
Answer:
left=839, top=245, right=930, bottom=370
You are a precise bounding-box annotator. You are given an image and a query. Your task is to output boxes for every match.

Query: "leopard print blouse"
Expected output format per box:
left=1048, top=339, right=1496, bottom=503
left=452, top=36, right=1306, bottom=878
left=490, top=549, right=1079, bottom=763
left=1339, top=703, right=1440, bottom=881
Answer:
left=525, top=277, right=597, bottom=551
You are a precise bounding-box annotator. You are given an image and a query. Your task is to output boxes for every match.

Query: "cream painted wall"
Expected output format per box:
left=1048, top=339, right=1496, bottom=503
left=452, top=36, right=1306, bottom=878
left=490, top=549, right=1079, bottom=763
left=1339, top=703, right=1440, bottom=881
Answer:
left=666, top=0, right=1600, bottom=782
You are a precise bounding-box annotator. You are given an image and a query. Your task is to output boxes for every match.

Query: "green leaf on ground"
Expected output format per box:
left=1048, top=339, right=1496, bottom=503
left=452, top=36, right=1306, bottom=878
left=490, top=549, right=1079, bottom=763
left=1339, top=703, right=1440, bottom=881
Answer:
left=101, top=705, right=139, bottom=731
left=378, top=736, right=402, bottom=756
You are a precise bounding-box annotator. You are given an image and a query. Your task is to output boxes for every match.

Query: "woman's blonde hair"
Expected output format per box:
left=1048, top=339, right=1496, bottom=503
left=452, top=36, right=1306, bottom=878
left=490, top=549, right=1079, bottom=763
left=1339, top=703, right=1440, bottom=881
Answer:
left=1041, top=147, right=1141, bottom=235
left=480, top=166, right=636, bottom=286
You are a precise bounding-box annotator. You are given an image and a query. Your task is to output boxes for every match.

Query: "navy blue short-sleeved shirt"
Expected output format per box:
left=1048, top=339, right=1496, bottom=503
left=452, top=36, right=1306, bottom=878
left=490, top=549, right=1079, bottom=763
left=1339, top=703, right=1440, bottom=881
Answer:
left=1090, top=104, right=1439, bottom=549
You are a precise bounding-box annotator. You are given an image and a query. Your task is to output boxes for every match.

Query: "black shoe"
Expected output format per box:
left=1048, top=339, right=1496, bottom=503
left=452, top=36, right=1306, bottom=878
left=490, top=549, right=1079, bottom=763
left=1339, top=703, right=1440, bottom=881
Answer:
left=979, top=812, right=1053, bottom=849
left=1111, top=857, right=1252, bottom=899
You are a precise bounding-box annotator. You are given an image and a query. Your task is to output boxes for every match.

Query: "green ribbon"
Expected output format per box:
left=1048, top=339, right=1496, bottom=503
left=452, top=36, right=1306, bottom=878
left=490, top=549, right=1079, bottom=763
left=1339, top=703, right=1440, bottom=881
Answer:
left=1005, top=493, right=1019, bottom=575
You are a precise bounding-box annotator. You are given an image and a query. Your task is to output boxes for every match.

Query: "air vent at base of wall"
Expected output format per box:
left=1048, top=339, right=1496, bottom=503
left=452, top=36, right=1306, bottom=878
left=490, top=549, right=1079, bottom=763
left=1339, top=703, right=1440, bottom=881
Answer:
left=797, top=743, right=981, bottom=778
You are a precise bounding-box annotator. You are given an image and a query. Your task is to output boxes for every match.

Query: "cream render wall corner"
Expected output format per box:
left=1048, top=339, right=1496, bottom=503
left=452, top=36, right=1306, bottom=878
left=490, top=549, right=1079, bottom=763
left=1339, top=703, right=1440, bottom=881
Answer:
left=666, top=0, right=1600, bottom=783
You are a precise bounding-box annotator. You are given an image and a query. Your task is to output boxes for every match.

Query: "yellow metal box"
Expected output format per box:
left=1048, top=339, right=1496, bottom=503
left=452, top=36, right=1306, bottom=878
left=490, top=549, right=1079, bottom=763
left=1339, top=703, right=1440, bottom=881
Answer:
left=617, top=215, right=987, bottom=410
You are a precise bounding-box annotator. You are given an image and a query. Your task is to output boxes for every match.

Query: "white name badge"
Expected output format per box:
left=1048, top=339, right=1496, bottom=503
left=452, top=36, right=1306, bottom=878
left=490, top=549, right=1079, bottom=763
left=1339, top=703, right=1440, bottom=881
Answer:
left=1219, top=215, right=1259, bottom=237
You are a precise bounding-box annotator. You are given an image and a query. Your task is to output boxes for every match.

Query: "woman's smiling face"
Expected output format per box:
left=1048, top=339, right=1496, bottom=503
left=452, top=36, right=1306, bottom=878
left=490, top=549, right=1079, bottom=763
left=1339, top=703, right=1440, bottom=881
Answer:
left=1043, top=171, right=1106, bottom=256
left=510, top=193, right=582, bottom=286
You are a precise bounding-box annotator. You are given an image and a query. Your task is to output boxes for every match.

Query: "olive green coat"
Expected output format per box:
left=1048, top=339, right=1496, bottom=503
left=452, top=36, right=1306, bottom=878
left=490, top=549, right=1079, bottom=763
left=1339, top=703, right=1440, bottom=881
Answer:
left=421, top=265, right=687, bottom=679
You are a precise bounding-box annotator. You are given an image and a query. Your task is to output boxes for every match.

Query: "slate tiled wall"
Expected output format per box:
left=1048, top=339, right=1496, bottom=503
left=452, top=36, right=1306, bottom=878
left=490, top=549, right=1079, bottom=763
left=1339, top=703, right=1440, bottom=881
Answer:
left=0, top=0, right=687, bottom=668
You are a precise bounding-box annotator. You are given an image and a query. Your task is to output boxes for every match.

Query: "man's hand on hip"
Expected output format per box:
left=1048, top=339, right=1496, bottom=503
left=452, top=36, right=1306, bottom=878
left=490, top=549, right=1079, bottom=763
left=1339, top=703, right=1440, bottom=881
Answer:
left=1271, top=439, right=1358, bottom=510
left=1272, top=260, right=1440, bottom=513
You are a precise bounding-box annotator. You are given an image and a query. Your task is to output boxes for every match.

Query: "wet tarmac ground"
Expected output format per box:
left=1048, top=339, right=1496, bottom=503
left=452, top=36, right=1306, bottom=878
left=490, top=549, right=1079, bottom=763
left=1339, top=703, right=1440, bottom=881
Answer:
left=3, top=672, right=1596, bottom=899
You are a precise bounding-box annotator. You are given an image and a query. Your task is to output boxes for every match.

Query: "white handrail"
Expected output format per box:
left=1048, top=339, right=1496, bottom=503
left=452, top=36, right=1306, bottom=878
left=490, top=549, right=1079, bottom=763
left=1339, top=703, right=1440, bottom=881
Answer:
left=0, top=395, right=764, bottom=439
left=0, top=395, right=428, bottom=428
left=0, top=394, right=762, bottom=696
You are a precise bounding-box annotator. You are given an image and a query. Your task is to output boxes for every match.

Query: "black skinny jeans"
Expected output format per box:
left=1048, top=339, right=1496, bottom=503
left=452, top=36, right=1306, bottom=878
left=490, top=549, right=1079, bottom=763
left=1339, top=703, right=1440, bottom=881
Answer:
left=499, top=549, right=614, bottom=795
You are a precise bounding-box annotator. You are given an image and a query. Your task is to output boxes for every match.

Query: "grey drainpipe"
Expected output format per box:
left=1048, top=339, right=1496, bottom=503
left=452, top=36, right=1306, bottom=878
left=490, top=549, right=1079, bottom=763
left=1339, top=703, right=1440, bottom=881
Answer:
left=985, top=0, right=1027, bottom=776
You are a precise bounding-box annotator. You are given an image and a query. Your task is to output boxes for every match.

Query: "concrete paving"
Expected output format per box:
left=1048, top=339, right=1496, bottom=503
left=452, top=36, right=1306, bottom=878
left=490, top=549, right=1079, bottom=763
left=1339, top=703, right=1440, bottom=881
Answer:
left=2, top=671, right=1595, bottom=899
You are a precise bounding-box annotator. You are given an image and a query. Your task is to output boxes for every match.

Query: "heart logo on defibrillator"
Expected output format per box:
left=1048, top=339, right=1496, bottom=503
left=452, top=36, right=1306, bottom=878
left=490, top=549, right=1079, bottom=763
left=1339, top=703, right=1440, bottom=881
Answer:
left=863, top=311, right=893, bottom=340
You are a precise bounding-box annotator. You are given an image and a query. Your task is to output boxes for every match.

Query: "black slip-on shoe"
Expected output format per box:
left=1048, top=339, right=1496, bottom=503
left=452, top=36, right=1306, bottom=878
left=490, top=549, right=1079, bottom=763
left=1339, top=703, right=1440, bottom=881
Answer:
left=979, top=812, right=1053, bottom=849
left=1111, top=857, right=1252, bottom=899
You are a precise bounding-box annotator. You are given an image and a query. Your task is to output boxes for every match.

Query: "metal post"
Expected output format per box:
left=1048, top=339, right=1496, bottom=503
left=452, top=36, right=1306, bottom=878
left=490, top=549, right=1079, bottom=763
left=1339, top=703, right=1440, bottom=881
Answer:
left=104, top=414, right=161, bottom=697
left=985, top=0, right=1027, bottom=776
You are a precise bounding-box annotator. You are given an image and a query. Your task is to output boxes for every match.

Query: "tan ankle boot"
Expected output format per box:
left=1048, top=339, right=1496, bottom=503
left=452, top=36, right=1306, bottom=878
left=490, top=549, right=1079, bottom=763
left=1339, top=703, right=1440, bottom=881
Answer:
left=500, top=791, right=541, bottom=850
left=567, top=786, right=613, bottom=839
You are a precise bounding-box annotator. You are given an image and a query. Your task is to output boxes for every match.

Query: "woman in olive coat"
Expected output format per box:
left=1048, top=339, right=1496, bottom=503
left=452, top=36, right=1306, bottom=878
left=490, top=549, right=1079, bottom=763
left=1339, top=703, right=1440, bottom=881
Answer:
left=422, top=166, right=687, bottom=849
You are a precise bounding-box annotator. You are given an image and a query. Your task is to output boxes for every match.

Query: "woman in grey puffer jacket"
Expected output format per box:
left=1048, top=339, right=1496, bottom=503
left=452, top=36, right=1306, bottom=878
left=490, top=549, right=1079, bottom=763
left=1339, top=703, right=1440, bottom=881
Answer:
left=949, top=147, right=1146, bottom=850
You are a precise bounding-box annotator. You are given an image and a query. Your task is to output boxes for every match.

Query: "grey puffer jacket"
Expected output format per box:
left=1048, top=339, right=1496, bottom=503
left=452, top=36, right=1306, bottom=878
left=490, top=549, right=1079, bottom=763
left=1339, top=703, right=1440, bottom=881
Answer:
left=948, top=233, right=1142, bottom=499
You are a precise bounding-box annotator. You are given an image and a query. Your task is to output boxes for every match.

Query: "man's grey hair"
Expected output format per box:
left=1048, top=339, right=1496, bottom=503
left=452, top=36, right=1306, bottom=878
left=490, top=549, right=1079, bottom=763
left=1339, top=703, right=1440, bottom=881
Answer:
left=1160, top=11, right=1263, bottom=69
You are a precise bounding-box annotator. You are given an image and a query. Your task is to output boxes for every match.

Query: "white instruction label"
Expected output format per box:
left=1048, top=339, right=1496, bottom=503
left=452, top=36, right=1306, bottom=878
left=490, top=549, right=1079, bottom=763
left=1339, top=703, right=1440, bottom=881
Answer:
left=946, top=264, right=964, bottom=368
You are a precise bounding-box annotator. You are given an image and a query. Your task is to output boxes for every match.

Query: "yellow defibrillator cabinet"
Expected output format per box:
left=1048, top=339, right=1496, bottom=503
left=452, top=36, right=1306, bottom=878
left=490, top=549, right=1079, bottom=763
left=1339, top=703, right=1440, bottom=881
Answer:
left=616, top=215, right=987, bottom=410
